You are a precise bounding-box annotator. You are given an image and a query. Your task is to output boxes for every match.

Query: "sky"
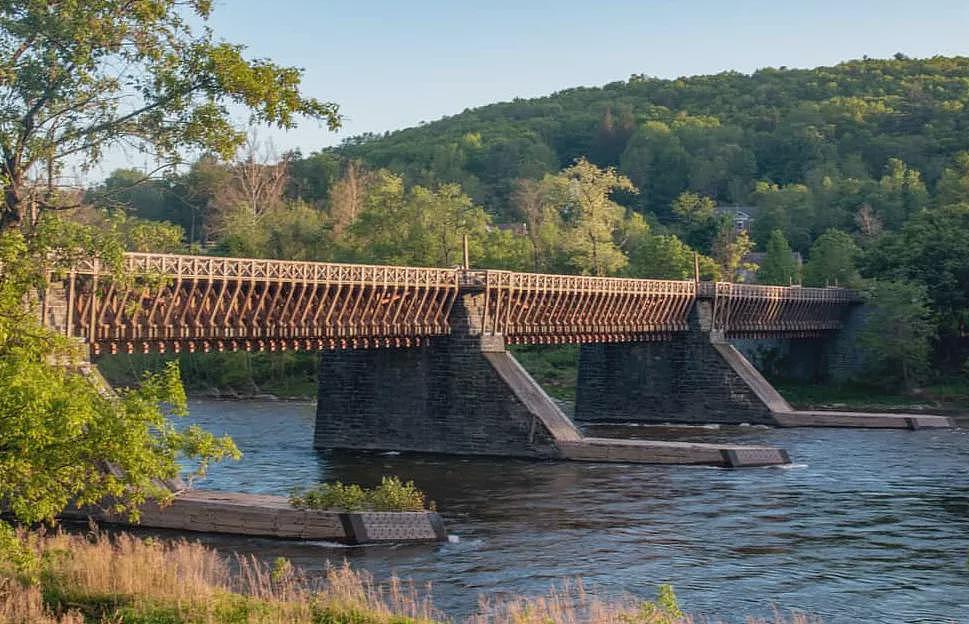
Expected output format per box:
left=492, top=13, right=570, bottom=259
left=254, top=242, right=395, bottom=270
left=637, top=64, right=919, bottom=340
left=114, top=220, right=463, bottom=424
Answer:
left=96, top=0, right=969, bottom=176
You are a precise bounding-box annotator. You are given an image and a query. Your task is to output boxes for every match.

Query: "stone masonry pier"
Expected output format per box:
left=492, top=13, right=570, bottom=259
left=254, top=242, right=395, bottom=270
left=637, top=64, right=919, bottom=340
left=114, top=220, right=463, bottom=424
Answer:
left=314, top=290, right=792, bottom=468
left=575, top=298, right=954, bottom=430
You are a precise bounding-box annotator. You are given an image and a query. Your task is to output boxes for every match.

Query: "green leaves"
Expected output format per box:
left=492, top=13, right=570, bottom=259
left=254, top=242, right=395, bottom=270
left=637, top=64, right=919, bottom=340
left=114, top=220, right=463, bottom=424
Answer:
left=0, top=226, right=239, bottom=525
left=289, top=477, right=431, bottom=512
left=758, top=229, right=800, bottom=285
left=802, top=228, right=862, bottom=288
left=858, top=280, right=936, bottom=389
left=0, top=0, right=339, bottom=229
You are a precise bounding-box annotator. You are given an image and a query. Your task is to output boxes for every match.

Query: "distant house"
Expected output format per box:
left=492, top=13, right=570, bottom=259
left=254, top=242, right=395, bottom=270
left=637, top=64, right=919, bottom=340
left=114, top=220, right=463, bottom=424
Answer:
left=716, top=206, right=757, bottom=233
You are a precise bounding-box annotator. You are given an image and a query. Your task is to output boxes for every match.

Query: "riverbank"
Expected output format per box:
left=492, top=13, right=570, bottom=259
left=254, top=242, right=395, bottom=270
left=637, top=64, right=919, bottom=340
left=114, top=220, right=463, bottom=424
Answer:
left=772, top=380, right=969, bottom=414
left=96, top=349, right=969, bottom=414
left=0, top=529, right=816, bottom=624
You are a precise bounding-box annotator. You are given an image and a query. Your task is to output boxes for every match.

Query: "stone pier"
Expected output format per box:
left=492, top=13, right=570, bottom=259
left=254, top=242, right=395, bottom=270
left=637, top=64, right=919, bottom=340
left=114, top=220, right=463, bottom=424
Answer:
left=314, top=292, right=792, bottom=467
left=574, top=300, right=953, bottom=430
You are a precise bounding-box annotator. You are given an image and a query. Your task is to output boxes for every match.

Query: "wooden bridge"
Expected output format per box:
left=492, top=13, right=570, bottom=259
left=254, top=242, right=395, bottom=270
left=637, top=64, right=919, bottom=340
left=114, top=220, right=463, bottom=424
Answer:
left=45, top=252, right=859, bottom=356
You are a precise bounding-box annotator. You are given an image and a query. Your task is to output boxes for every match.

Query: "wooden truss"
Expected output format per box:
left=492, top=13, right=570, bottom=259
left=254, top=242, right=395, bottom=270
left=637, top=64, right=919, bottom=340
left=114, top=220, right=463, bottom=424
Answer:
left=53, top=252, right=861, bottom=353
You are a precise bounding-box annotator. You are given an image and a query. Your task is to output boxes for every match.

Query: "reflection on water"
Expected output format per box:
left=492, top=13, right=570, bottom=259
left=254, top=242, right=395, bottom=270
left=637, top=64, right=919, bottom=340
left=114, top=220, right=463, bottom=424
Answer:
left=176, top=399, right=969, bottom=624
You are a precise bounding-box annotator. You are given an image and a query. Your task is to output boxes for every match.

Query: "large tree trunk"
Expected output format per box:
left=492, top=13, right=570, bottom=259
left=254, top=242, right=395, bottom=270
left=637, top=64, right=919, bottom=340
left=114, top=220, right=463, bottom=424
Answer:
left=1, top=185, right=24, bottom=230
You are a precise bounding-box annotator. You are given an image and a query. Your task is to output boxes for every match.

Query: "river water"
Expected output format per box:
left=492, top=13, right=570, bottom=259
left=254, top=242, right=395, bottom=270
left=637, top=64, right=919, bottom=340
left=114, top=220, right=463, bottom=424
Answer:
left=177, top=399, right=969, bottom=623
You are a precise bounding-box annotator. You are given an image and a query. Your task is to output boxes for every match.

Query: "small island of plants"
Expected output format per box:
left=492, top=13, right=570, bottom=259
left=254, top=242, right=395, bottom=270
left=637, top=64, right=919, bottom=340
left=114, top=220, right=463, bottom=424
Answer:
left=289, top=477, right=435, bottom=513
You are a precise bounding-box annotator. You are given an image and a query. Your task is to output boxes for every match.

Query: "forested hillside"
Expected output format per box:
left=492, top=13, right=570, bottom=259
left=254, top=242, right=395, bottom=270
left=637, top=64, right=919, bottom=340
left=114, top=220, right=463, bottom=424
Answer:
left=338, top=55, right=969, bottom=224
left=94, top=56, right=969, bottom=393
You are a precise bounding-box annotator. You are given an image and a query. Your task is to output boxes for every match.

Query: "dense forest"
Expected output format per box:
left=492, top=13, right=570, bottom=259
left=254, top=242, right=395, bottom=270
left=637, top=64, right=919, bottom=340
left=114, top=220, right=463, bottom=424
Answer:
left=94, top=56, right=969, bottom=395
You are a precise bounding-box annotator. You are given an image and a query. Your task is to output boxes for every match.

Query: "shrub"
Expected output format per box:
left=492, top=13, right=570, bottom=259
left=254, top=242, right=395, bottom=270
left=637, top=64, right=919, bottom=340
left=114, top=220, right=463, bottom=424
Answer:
left=289, top=477, right=433, bottom=512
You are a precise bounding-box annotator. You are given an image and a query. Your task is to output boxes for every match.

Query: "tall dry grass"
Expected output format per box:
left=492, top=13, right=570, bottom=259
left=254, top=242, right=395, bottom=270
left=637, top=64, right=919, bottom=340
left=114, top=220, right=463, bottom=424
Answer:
left=0, top=580, right=83, bottom=624
left=0, top=528, right=823, bottom=624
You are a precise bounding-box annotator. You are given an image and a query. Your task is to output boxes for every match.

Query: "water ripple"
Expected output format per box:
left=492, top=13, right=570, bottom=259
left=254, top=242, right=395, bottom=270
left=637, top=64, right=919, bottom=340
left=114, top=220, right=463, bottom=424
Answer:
left=179, top=400, right=969, bottom=624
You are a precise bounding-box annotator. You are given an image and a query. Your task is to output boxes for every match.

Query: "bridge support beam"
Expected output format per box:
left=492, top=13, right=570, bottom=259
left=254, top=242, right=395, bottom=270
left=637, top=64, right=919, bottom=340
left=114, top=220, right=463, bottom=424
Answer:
left=575, top=300, right=783, bottom=425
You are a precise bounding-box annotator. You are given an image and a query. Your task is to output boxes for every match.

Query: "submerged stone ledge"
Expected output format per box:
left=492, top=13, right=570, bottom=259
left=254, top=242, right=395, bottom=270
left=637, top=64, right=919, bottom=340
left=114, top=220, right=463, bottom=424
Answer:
left=558, top=438, right=791, bottom=467
left=60, top=489, right=448, bottom=545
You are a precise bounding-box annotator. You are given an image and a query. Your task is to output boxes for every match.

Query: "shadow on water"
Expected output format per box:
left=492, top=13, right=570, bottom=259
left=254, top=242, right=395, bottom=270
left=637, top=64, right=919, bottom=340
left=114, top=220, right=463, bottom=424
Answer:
left=165, top=399, right=969, bottom=624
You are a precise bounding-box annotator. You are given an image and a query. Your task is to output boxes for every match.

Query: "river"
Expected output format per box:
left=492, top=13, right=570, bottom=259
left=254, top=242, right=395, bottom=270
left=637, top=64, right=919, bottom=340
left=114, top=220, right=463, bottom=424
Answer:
left=175, top=399, right=969, bottom=623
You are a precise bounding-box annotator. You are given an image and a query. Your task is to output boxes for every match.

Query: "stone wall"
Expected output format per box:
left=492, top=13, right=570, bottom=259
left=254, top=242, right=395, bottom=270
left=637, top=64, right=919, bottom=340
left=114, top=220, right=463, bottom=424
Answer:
left=822, top=304, right=869, bottom=382
left=574, top=301, right=777, bottom=425
left=314, top=292, right=564, bottom=458
left=732, top=304, right=869, bottom=384
left=733, top=338, right=827, bottom=382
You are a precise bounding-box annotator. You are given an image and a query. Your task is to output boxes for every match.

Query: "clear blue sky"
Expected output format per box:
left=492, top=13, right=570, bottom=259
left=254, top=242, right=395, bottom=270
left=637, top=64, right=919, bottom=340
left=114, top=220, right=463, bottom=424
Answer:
left=98, top=0, right=969, bottom=174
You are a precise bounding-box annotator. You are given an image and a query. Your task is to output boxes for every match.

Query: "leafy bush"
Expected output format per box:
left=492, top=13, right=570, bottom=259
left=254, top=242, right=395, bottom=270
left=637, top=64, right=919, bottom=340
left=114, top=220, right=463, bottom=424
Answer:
left=289, top=477, right=433, bottom=512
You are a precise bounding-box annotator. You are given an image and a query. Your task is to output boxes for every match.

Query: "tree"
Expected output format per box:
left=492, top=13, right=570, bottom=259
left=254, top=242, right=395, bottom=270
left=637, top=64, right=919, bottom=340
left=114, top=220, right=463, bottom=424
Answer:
left=340, top=171, right=518, bottom=269
left=0, top=1, right=335, bottom=529
left=854, top=203, right=884, bottom=241
left=555, top=159, right=637, bottom=276
left=670, top=191, right=719, bottom=251
left=712, top=226, right=756, bottom=282
left=750, top=182, right=815, bottom=252
left=172, top=155, right=232, bottom=244
left=758, top=229, right=800, bottom=285
left=0, top=0, right=338, bottom=232
left=327, top=161, right=372, bottom=236
left=510, top=178, right=549, bottom=271
left=0, top=225, right=239, bottom=525
left=619, top=121, right=689, bottom=215
left=870, top=159, right=928, bottom=229
left=627, top=232, right=720, bottom=280
left=858, top=280, right=936, bottom=389
left=864, top=203, right=969, bottom=351
left=802, top=228, right=863, bottom=287
left=210, top=135, right=290, bottom=233
left=936, top=152, right=969, bottom=206
left=671, top=191, right=716, bottom=224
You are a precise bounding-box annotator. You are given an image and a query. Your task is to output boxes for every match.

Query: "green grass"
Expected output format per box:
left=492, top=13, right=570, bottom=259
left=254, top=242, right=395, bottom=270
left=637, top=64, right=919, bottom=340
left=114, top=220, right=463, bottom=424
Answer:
left=509, top=345, right=578, bottom=401
left=773, top=378, right=969, bottom=411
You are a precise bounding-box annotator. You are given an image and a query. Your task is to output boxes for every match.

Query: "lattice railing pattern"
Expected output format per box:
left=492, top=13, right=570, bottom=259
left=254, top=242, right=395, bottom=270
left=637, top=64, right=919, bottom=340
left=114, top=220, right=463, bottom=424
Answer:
left=478, top=271, right=698, bottom=344
left=711, top=282, right=858, bottom=338
left=50, top=253, right=861, bottom=353
left=66, top=253, right=460, bottom=355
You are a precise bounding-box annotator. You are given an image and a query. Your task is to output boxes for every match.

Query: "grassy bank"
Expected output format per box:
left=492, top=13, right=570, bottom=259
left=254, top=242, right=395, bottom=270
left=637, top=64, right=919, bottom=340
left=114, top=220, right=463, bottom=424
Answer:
left=0, top=529, right=820, bottom=624
left=508, top=345, right=578, bottom=401
left=772, top=379, right=969, bottom=412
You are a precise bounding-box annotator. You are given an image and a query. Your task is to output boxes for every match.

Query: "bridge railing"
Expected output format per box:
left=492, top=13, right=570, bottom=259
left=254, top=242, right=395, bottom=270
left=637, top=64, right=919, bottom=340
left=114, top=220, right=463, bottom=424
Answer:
left=711, top=282, right=860, bottom=337
left=74, top=252, right=462, bottom=287
left=65, top=253, right=462, bottom=354
left=477, top=270, right=698, bottom=344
